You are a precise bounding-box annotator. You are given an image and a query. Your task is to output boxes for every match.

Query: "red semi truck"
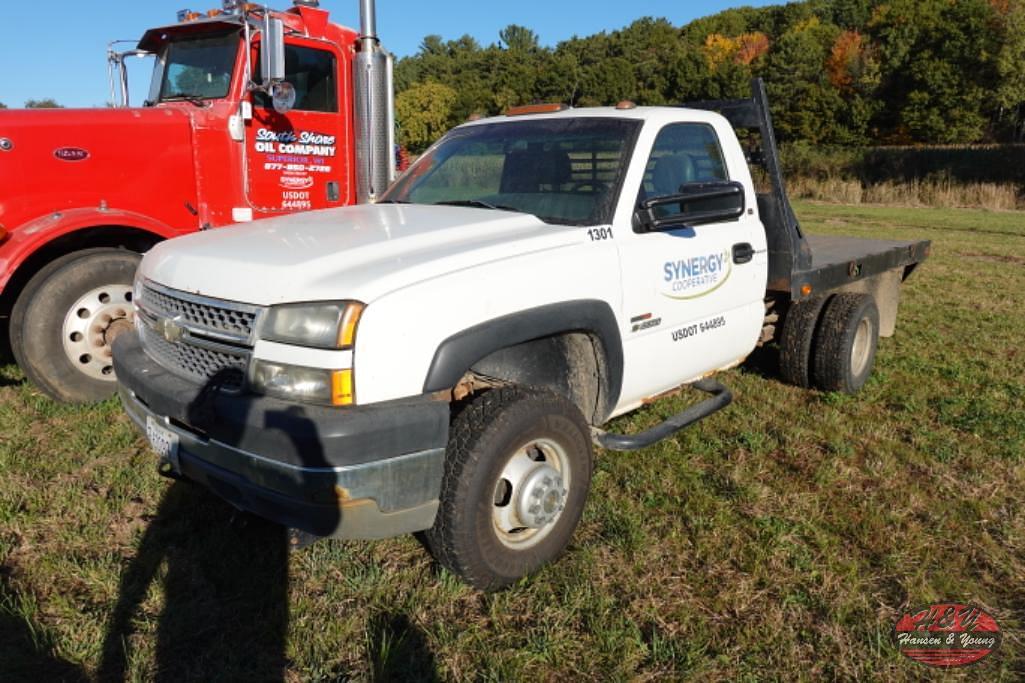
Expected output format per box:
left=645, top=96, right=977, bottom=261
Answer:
left=0, top=0, right=395, bottom=402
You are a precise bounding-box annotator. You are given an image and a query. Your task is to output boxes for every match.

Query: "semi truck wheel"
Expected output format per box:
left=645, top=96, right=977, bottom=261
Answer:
left=779, top=296, right=827, bottom=388
left=812, top=293, right=880, bottom=394
left=10, top=248, right=140, bottom=403
left=425, top=387, right=593, bottom=591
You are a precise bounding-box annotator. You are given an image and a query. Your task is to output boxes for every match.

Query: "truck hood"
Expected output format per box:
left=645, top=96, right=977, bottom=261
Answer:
left=141, top=204, right=581, bottom=305
left=0, top=107, right=196, bottom=232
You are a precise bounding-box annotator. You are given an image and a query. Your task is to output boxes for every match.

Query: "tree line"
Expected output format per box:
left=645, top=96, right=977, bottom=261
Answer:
left=394, top=0, right=1025, bottom=151
left=0, top=99, right=64, bottom=109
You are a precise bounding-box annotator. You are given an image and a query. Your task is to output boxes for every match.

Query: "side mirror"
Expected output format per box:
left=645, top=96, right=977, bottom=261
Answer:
left=260, top=16, right=286, bottom=84
left=637, top=181, right=746, bottom=233
left=270, top=81, right=296, bottom=114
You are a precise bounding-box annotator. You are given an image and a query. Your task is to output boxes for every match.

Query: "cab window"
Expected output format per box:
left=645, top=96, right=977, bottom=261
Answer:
left=640, top=123, right=728, bottom=200
left=255, top=45, right=337, bottom=113
left=637, top=123, right=732, bottom=225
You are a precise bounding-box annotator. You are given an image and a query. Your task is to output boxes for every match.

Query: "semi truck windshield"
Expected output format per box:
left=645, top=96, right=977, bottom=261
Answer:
left=158, top=31, right=238, bottom=102
left=384, top=118, right=641, bottom=226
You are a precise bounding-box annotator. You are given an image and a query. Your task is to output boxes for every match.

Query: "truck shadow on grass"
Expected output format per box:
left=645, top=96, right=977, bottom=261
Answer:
left=0, top=576, right=89, bottom=683
left=96, top=482, right=290, bottom=682
left=99, top=368, right=441, bottom=681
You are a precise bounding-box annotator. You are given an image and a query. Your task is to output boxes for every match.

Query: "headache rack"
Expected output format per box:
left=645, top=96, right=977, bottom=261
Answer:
left=683, top=79, right=930, bottom=303
left=683, top=78, right=813, bottom=295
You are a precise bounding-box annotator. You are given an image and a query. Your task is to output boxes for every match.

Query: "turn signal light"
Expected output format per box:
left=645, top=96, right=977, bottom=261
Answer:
left=207, top=9, right=224, bottom=17
left=331, top=369, right=354, bottom=406
left=801, top=284, right=813, bottom=297
left=337, top=303, right=365, bottom=348
left=506, top=103, right=569, bottom=116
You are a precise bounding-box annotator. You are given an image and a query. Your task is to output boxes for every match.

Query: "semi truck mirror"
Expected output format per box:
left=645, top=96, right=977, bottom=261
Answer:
left=261, top=16, right=286, bottom=84
left=270, top=82, right=297, bottom=114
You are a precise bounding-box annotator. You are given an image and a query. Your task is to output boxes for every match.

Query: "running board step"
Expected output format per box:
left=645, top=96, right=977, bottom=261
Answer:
left=591, top=379, right=733, bottom=452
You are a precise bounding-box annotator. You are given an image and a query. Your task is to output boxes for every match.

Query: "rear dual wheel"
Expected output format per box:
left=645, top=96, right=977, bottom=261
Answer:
left=779, top=293, right=879, bottom=394
left=10, top=249, right=140, bottom=403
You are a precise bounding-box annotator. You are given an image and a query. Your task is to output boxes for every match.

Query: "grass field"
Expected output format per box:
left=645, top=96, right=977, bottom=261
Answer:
left=2, top=202, right=1024, bottom=681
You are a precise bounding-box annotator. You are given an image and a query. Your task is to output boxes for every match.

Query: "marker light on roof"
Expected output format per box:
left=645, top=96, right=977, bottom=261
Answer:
left=506, top=103, right=569, bottom=116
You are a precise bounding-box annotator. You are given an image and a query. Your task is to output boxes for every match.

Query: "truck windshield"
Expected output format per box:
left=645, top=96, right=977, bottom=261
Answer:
left=158, top=31, right=238, bottom=102
left=383, top=118, right=642, bottom=226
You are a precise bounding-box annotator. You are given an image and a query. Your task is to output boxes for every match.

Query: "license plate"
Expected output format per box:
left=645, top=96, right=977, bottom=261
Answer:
left=146, top=416, right=180, bottom=471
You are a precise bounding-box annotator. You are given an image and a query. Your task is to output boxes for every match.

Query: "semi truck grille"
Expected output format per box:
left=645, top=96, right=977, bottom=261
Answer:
left=136, top=282, right=264, bottom=392
left=141, top=282, right=260, bottom=343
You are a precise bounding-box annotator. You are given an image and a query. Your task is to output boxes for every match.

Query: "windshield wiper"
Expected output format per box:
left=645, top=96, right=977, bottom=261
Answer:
left=433, top=199, right=522, bottom=213
left=162, top=93, right=209, bottom=108
left=376, top=199, right=410, bottom=204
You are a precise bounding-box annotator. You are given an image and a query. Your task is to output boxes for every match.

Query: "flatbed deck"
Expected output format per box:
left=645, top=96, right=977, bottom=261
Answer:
left=798, top=234, right=931, bottom=295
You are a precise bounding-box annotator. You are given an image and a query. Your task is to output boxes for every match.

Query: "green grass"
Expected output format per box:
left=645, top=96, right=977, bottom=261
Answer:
left=2, top=202, right=1024, bottom=680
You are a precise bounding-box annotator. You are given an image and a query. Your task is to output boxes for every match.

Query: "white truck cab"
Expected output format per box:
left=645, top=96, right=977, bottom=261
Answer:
left=115, top=81, right=929, bottom=589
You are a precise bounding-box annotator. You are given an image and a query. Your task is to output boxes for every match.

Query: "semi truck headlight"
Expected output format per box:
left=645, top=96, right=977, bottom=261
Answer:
left=249, top=360, right=354, bottom=406
left=260, top=301, right=364, bottom=349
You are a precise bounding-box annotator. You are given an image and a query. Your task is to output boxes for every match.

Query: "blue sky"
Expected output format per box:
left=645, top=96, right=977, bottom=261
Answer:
left=0, top=0, right=777, bottom=108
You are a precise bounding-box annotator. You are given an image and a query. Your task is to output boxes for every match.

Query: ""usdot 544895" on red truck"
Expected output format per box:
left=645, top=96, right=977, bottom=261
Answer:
left=0, top=0, right=396, bottom=402
left=114, top=81, right=929, bottom=589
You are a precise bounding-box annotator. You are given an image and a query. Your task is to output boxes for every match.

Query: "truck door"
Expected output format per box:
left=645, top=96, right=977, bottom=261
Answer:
left=616, top=121, right=768, bottom=406
left=245, top=39, right=349, bottom=215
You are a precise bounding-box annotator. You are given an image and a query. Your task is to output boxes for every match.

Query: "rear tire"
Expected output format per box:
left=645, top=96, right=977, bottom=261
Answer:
left=779, top=296, right=827, bottom=388
left=425, top=387, right=593, bottom=591
left=10, top=248, right=140, bottom=403
left=812, top=293, right=880, bottom=394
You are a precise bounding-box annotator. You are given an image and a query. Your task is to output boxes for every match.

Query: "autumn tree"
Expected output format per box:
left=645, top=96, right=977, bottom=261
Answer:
left=391, top=0, right=1023, bottom=147
left=395, top=82, right=458, bottom=152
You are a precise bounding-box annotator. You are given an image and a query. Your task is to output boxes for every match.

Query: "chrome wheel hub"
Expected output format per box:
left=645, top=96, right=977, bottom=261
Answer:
left=492, top=438, right=571, bottom=549
left=62, top=285, right=134, bottom=382
left=851, top=318, right=872, bottom=376
left=516, top=465, right=566, bottom=529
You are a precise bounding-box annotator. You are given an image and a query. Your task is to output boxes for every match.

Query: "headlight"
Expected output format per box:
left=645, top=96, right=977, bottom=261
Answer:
left=249, top=360, right=354, bottom=406
left=259, top=301, right=365, bottom=349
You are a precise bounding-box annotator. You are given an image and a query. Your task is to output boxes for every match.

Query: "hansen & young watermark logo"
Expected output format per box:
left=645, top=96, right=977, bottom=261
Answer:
left=893, top=603, right=1001, bottom=668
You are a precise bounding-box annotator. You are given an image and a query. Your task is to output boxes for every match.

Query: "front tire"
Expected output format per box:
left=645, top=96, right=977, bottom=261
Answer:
left=10, top=248, right=140, bottom=403
left=425, top=387, right=593, bottom=591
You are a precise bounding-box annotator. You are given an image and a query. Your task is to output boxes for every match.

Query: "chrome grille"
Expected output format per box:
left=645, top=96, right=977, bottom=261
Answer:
left=141, top=281, right=260, bottom=343
left=136, top=281, right=263, bottom=392
left=139, top=323, right=248, bottom=392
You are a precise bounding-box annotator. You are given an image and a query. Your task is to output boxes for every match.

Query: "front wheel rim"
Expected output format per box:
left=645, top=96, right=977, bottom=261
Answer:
left=491, top=437, right=571, bottom=550
left=62, top=285, right=135, bottom=382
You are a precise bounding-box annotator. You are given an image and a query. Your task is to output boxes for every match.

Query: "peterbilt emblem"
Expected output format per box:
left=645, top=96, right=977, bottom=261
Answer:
left=54, top=147, right=90, bottom=162
left=155, top=316, right=187, bottom=344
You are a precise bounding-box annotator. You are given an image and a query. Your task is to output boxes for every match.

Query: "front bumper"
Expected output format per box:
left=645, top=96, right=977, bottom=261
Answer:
left=113, top=332, right=450, bottom=540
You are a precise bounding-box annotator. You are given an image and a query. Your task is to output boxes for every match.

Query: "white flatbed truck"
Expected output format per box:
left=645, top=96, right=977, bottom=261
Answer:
left=114, top=80, right=930, bottom=589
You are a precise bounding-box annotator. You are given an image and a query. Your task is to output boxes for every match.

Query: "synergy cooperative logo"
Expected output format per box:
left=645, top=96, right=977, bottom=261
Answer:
left=894, top=604, right=1002, bottom=668
left=661, top=250, right=732, bottom=300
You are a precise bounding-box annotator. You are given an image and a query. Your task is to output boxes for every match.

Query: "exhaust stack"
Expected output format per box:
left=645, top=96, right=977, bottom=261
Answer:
left=353, top=0, right=395, bottom=203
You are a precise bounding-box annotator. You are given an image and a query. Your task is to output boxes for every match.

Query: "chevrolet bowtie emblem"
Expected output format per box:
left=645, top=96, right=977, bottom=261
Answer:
left=155, top=316, right=187, bottom=344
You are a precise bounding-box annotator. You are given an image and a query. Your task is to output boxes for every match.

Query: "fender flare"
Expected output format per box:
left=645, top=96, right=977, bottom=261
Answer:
left=423, top=300, right=624, bottom=419
left=0, top=207, right=181, bottom=293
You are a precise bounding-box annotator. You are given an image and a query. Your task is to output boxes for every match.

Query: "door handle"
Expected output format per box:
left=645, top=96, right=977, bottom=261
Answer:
left=732, top=242, right=755, bottom=265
